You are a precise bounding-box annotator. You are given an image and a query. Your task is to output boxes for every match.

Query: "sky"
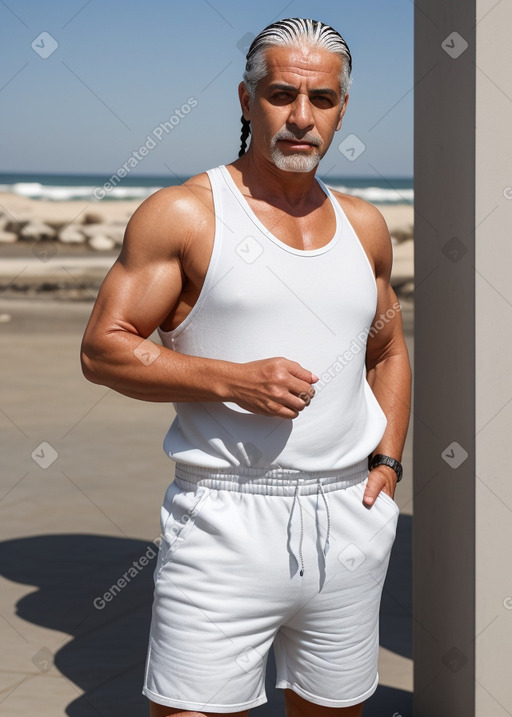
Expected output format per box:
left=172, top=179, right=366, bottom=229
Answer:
left=0, top=0, right=413, bottom=178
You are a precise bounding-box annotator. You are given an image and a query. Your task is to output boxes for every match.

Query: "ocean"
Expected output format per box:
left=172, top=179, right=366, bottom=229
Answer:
left=0, top=172, right=413, bottom=205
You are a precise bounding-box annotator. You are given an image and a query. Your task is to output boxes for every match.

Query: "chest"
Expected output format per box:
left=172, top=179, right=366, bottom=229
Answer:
left=243, top=195, right=337, bottom=251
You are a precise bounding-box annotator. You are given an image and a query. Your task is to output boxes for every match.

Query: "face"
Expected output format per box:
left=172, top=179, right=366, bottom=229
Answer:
left=240, top=45, right=348, bottom=172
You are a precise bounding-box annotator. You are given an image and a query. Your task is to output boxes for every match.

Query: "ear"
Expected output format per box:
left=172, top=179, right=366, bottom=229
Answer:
left=238, top=82, right=251, bottom=121
left=336, top=93, right=349, bottom=131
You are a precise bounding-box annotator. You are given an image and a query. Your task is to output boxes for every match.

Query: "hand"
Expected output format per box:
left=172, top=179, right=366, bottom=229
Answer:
left=229, top=357, right=318, bottom=419
left=363, top=464, right=397, bottom=508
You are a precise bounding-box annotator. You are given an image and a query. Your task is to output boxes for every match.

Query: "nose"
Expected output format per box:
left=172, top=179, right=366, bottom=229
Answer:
left=287, top=94, right=314, bottom=132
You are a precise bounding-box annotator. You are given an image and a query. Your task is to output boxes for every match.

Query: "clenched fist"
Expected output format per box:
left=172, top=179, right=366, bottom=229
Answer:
left=229, top=357, right=319, bottom=419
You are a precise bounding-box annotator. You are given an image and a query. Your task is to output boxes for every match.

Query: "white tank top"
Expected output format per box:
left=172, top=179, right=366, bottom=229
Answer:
left=157, top=165, right=387, bottom=471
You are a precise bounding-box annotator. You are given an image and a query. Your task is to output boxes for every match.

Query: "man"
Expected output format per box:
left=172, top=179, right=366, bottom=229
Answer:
left=81, top=17, right=411, bottom=717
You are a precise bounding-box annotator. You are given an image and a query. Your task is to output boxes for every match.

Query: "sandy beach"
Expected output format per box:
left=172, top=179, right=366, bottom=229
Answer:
left=0, top=191, right=414, bottom=235
left=0, top=192, right=138, bottom=226
left=0, top=192, right=414, bottom=299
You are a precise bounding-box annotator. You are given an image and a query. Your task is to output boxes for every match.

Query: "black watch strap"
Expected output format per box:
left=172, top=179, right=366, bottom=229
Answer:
left=368, top=454, right=403, bottom=482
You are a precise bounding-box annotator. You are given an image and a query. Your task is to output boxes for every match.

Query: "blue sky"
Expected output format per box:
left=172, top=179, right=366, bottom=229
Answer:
left=0, top=0, right=413, bottom=178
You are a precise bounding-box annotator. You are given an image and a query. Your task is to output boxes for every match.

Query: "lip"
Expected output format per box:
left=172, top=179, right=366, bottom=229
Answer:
left=277, top=139, right=316, bottom=149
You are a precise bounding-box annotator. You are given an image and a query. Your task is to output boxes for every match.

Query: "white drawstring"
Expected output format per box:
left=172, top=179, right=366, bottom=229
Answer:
left=174, top=460, right=369, bottom=579
left=292, top=480, right=331, bottom=577
left=293, top=483, right=305, bottom=577
left=317, top=479, right=331, bottom=557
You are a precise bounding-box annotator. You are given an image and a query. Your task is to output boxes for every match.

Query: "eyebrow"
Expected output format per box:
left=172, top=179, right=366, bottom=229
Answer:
left=268, top=82, right=338, bottom=99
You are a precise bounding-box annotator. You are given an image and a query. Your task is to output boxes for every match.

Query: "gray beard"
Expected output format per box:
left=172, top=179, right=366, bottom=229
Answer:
left=270, top=146, right=321, bottom=173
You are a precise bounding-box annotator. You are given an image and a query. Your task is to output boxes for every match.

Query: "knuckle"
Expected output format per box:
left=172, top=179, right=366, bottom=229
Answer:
left=298, top=391, right=311, bottom=406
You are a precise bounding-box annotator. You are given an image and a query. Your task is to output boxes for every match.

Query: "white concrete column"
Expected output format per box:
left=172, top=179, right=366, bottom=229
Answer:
left=414, top=1, right=512, bottom=715
left=474, top=0, right=512, bottom=713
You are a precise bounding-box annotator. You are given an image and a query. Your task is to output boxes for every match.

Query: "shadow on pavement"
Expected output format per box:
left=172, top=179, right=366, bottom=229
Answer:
left=0, top=515, right=411, bottom=716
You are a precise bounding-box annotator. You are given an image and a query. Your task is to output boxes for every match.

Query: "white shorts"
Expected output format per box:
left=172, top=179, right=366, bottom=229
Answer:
left=143, top=460, right=399, bottom=713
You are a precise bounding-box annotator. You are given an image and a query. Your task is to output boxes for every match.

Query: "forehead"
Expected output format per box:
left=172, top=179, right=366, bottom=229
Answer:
left=260, top=45, right=343, bottom=90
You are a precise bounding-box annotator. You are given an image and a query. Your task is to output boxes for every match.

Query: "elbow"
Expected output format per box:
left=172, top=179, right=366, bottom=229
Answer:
left=80, top=339, right=106, bottom=386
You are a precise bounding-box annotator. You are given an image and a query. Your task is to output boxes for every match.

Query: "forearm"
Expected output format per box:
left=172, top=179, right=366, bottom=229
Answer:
left=81, top=331, right=233, bottom=403
left=81, top=331, right=317, bottom=418
left=367, top=350, right=411, bottom=461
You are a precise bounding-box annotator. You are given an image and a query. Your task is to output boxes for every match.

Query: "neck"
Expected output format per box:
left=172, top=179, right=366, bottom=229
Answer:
left=232, top=149, right=321, bottom=208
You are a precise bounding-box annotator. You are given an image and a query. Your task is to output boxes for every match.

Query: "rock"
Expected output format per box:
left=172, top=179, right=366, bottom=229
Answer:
left=5, top=213, right=33, bottom=233
left=81, top=223, right=125, bottom=245
left=390, top=226, right=414, bottom=243
left=81, top=223, right=109, bottom=238
left=82, top=211, right=105, bottom=225
left=58, top=225, right=86, bottom=244
left=88, top=234, right=116, bottom=251
left=0, top=230, right=18, bottom=243
left=393, top=279, right=414, bottom=300
left=46, top=220, right=69, bottom=232
left=104, top=224, right=126, bottom=245
left=20, top=222, right=56, bottom=241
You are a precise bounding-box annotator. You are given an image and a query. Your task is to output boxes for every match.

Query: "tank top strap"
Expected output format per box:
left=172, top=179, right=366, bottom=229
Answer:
left=206, top=165, right=226, bottom=227
left=315, top=176, right=348, bottom=226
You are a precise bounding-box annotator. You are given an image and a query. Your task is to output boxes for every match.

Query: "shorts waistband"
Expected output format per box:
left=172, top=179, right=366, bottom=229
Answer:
left=174, top=459, right=368, bottom=496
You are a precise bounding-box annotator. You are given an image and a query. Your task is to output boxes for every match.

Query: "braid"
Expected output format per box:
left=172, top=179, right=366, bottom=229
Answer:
left=238, top=116, right=251, bottom=157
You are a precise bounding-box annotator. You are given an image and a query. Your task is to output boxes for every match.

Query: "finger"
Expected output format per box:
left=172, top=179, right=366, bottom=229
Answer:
left=288, top=364, right=319, bottom=384
left=264, top=401, right=301, bottom=419
left=291, top=389, right=315, bottom=409
left=363, top=474, right=385, bottom=508
left=239, top=397, right=300, bottom=419
left=276, top=391, right=311, bottom=412
left=287, top=376, right=317, bottom=399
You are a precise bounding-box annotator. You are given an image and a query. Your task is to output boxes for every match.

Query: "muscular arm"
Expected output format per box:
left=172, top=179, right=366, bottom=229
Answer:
left=341, top=196, right=412, bottom=505
left=80, top=182, right=316, bottom=418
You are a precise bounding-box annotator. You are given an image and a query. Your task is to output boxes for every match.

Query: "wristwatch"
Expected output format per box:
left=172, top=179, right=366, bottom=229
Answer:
left=368, top=454, right=403, bottom=482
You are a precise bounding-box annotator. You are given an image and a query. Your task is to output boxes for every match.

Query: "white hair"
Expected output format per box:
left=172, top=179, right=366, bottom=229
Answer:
left=243, top=18, right=352, bottom=102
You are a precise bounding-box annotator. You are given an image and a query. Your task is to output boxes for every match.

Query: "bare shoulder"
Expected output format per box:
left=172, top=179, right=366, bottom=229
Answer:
left=121, top=172, right=214, bottom=262
left=330, top=189, right=389, bottom=237
left=329, top=189, right=392, bottom=277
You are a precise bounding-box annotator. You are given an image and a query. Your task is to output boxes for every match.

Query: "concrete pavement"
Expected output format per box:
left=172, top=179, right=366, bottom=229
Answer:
left=0, top=296, right=414, bottom=716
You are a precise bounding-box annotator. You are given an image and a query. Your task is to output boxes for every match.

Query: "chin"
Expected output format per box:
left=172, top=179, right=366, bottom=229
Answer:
left=270, top=149, right=321, bottom=173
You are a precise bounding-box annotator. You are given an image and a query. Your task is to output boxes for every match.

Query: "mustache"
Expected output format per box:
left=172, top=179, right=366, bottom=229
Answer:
left=272, top=130, right=322, bottom=147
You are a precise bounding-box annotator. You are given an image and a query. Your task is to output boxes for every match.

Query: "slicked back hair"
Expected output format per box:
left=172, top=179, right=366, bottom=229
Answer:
left=238, top=18, right=352, bottom=157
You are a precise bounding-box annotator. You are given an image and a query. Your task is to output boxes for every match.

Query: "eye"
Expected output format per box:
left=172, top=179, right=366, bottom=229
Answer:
left=311, top=96, right=334, bottom=107
left=269, top=91, right=294, bottom=105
